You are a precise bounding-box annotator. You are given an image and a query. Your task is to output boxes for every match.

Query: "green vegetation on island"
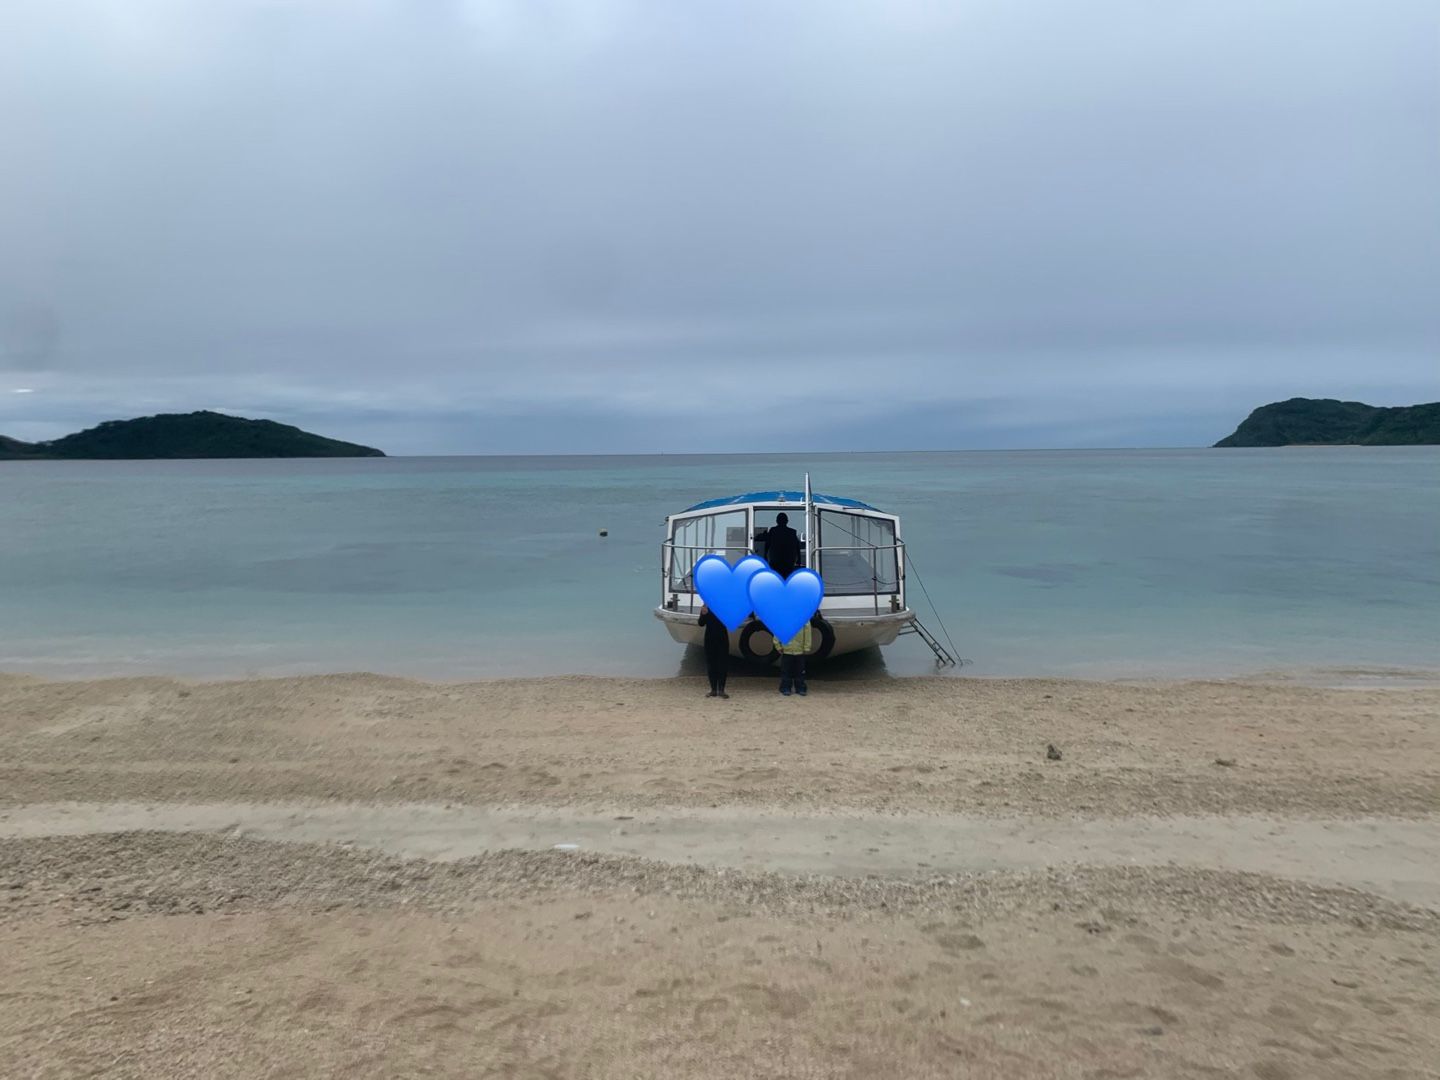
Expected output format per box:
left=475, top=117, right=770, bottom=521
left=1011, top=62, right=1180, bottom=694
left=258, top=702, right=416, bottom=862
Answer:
left=0, top=435, right=37, bottom=459
left=1214, top=398, right=1440, bottom=447
left=0, top=411, right=385, bottom=459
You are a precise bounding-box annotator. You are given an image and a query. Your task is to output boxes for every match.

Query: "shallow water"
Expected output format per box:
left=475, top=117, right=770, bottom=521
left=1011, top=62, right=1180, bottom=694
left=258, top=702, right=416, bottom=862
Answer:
left=2, top=448, right=1437, bottom=679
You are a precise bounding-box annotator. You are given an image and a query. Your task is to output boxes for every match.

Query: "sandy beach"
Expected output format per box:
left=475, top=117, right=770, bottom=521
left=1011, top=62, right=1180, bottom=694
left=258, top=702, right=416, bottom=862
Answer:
left=2, top=671, right=1438, bottom=1078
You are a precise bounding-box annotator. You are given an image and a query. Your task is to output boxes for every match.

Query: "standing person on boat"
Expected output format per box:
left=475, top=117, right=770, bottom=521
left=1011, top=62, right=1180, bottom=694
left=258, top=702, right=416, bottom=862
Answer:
left=776, top=616, right=818, bottom=696
left=758, top=512, right=801, bottom=579
left=696, top=604, right=731, bottom=698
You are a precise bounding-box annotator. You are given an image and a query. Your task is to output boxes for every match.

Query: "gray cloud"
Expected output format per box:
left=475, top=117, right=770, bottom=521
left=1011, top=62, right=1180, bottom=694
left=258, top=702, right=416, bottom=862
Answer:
left=2, top=0, right=1437, bottom=451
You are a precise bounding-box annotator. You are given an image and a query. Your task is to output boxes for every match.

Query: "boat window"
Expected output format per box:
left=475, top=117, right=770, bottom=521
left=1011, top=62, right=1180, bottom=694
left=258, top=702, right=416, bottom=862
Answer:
left=668, top=510, right=750, bottom=591
left=817, top=511, right=899, bottom=595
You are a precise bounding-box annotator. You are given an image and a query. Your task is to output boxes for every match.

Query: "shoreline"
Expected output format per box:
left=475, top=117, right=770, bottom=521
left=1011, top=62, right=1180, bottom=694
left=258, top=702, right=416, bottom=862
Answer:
left=5, top=662, right=1440, bottom=690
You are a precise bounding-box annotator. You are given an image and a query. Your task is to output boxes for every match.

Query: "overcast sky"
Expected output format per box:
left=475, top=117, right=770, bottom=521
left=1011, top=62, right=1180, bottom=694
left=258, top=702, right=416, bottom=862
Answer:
left=1, top=0, right=1436, bottom=453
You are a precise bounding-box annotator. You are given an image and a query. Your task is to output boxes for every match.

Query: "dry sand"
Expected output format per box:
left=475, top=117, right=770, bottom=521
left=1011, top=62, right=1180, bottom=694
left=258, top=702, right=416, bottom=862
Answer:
left=3, top=671, right=1436, bottom=815
left=1, top=671, right=1437, bottom=1078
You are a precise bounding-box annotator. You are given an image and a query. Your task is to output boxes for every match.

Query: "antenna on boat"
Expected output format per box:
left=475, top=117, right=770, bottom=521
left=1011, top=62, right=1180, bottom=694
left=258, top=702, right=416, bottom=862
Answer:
left=803, top=472, right=814, bottom=569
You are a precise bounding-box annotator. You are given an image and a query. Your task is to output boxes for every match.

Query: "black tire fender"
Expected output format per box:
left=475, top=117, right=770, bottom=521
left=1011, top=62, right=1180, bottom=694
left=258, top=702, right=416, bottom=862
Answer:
left=738, top=620, right=779, bottom=665
left=811, top=616, right=836, bottom=660
left=740, top=617, right=835, bottom=663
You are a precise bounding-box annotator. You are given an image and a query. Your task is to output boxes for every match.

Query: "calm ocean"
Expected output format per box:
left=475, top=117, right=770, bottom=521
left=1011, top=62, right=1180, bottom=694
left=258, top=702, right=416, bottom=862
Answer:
left=2, top=448, right=1437, bottom=681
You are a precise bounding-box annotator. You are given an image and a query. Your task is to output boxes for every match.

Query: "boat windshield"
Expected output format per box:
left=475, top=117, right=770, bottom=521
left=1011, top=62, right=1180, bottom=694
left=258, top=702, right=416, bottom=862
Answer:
left=668, top=509, right=749, bottom=591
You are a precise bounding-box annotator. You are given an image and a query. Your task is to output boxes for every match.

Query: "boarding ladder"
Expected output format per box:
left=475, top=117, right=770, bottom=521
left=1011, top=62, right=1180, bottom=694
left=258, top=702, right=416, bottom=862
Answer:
left=898, top=616, right=958, bottom=667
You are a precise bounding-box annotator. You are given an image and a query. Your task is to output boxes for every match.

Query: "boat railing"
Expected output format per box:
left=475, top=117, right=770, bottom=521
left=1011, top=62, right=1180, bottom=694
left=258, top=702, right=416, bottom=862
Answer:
left=660, top=539, right=907, bottom=617
left=811, top=541, right=907, bottom=615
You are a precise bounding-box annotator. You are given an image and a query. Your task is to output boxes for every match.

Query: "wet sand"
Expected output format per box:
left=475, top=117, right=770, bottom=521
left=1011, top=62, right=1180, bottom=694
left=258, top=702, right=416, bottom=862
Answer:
left=1, top=672, right=1437, bottom=1078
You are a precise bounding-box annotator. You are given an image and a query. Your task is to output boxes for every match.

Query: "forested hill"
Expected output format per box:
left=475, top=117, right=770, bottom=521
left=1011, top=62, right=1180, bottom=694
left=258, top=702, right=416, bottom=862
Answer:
left=0, top=411, right=385, bottom=459
left=1214, top=398, right=1440, bottom=447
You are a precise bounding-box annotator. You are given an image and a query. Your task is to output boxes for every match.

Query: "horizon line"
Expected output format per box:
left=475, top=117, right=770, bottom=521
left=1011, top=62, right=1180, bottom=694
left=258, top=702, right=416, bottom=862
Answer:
left=392, top=444, right=1236, bottom=457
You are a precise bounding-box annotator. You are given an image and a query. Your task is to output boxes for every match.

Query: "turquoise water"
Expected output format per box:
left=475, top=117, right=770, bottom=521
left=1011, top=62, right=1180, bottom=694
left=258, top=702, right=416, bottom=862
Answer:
left=2, top=449, right=1437, bottom=680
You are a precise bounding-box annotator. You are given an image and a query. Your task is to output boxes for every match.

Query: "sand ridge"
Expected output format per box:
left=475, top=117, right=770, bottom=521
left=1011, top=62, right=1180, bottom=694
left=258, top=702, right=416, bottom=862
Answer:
left=4, top=801, right=1440, bottom=906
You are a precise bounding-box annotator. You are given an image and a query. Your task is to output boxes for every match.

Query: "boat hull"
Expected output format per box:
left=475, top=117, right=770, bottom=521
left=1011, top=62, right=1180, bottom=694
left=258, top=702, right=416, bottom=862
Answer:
left=654, top=607, right=913, bottom=659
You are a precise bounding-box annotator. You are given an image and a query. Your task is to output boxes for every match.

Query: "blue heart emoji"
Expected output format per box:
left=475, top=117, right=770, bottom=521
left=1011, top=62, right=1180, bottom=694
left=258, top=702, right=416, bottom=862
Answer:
left=693, top=554, right=769, bottom=631
left=748, top=568, right=824, bottom=645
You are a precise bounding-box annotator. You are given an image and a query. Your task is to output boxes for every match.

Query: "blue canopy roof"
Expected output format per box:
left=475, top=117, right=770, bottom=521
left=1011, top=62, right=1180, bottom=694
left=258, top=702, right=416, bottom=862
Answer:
left=683, top=490, right=881, bottom=513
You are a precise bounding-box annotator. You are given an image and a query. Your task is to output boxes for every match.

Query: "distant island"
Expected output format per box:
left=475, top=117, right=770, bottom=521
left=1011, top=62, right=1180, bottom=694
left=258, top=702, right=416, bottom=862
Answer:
left=0, top=410, right=385, bottom=460
left=1215, top=398, right=1440, bottom=447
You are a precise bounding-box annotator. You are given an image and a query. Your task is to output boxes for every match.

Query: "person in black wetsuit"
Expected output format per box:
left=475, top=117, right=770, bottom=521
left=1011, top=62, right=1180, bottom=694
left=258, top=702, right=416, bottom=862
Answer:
left=696, top=605, right=731, bottom=698
left=759, top=511, right=801, bottom=579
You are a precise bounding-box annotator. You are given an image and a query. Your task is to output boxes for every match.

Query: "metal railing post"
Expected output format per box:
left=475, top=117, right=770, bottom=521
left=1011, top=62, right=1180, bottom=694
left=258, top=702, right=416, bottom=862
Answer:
left=871, top=543, right=879, bottom=615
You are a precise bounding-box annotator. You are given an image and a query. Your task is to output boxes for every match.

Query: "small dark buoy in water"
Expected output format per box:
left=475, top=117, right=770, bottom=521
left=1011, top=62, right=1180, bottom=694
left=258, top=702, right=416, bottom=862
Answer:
left=598, top=528, right=608, bottom=537
left=1046, top=743, right=1062, bottom=761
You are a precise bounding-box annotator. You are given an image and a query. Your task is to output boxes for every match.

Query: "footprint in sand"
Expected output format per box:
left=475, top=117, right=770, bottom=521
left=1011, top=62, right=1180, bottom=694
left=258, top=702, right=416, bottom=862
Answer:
left=931, top=931, right=986, bottom=954
left=712, top=767, right=782, bottom=783
left=1148, top=956, right=1226, bottom=990
left=721, top=982, right=812, bottom=1019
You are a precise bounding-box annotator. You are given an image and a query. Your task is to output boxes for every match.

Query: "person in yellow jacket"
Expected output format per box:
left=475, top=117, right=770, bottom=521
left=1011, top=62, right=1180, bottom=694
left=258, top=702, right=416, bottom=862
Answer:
left=776, top=618, right=815, bottom=696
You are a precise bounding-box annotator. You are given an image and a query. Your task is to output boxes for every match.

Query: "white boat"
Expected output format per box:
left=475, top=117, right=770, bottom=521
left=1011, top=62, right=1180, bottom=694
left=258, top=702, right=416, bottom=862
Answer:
left=655, top=477, right=952, bottom=664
